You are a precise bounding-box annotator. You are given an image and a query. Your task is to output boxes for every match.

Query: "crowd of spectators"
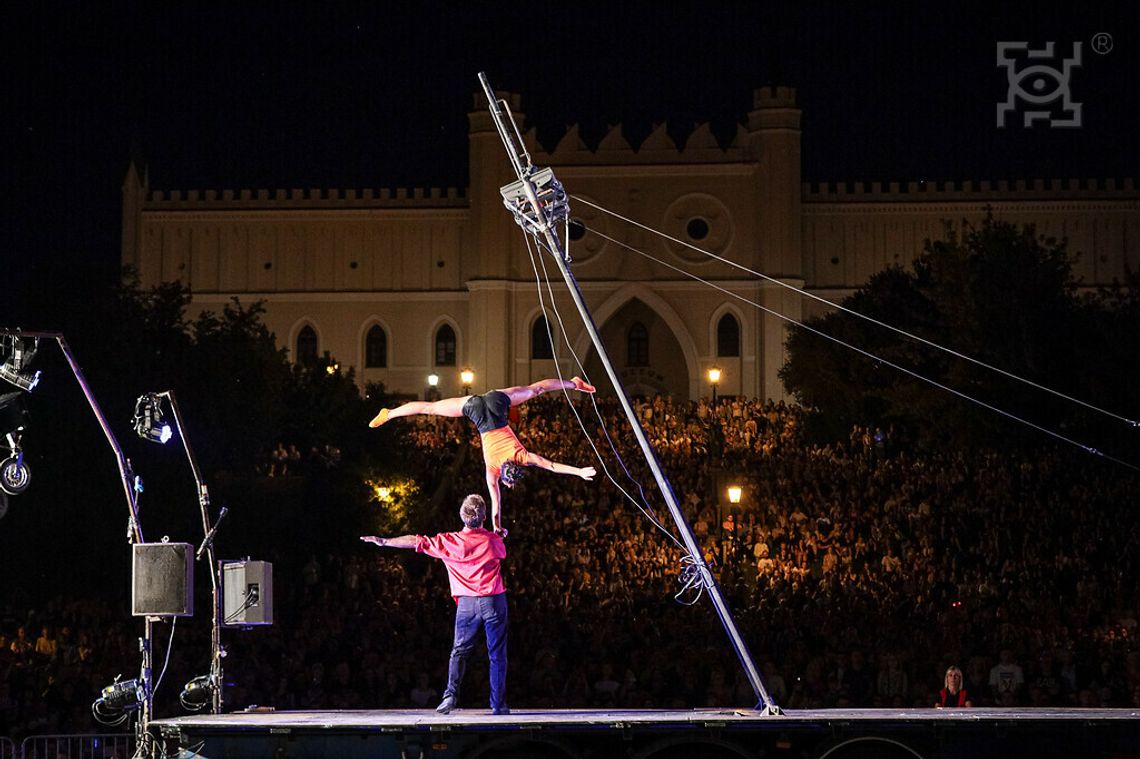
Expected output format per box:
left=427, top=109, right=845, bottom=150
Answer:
left=3, top=395, right=1139, bottom=738
left=255, top=441, right=343, bottom=477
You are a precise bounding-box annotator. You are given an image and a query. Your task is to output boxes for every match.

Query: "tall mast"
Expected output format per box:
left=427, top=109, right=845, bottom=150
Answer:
left=477, top=73, right=778, bottom=713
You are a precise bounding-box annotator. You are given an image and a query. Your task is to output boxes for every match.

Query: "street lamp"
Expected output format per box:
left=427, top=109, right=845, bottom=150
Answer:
left=426, top=373, right=440, bottom=401
left=708, top=366, right=722, bottom=410
left=727, top=484, right=742, bottom=505
left=727, top=484, right=742, bottom=561
left=460, top=368, right=475, bottom=395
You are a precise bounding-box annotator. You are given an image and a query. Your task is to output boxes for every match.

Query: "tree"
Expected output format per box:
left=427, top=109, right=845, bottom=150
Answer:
left=780, top=213, right=1121, bottom=449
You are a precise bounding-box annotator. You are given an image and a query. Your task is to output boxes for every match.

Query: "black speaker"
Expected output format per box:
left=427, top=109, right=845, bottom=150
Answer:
left=222, top=560, right=273, bottom=626
left=132, top=543, right=194, bottom=617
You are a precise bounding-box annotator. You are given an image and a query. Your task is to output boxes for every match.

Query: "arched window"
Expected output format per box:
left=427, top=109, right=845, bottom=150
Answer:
left=531, top=316, right=554, bottom=359
left=365, top=325, right=387, bottom=368
left=295, top=325, right=318, bottom=365
left=717, top=313, right=740, bottom=357
left=627, top=322, right=649, bottom=367
left=434, top=324, right=456, bottom=366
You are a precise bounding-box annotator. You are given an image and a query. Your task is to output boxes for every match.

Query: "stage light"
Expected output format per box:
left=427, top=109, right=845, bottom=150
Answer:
left=133, top=394, right=172, bottom=444
left=180, top=675, right=216, bottom=711
left=92, top=676, right=143, bottom=722
left=0, top=335, right=41, bottom=392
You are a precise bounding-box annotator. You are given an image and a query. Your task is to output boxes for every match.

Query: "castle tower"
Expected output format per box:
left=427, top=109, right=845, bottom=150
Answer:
left=465, top=91, right=527, bottom=391
left=747, top=86, right=803, bottom=401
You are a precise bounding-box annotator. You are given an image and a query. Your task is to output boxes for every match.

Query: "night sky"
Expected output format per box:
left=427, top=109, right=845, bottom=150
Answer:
left=3, top=2, right=1137, bottom=324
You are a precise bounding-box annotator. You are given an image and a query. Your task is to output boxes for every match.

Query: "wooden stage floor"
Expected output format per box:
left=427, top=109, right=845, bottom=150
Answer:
left=150, top=706, right=1140, bottom=758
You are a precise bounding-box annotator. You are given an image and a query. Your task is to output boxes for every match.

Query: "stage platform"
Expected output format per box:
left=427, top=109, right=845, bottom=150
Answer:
left=150, top=706, right=1140, bottom=758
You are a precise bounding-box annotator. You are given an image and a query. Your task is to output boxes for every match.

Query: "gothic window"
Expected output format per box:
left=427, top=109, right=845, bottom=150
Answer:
left=435, top=324, right=456, bottom=366
left=296, top=325, right=318, bottom=365
left=365, top=325, right=387, bottom=368
left=532, top=316, right=554, bottom=359
left=717, top=313, right=740, bottom=357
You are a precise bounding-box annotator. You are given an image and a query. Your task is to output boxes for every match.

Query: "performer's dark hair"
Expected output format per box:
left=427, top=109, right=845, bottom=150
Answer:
left=460, top=494, right=486, bottom=527
left=500, top=461, right=527, bottom=488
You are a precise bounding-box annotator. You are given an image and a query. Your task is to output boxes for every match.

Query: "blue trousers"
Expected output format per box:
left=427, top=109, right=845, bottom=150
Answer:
left=445, top=592, right=508, bottom=710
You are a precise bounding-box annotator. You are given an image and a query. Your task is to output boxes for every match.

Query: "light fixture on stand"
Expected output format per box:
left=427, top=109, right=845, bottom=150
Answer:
left=179, top=674, right=216, bottom=711
left=92, top=676, right=144, bottom=726
left=135, top=390, right=268, bottom=715
left=0, top=335, right=41, bottom=392
left=3, top=330, right=156, bottom=741
left=133, top=394, right=172, bottom=444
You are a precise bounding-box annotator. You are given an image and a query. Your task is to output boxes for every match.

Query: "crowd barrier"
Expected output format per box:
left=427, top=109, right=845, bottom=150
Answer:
left=13, top=734, right=133, bottom=759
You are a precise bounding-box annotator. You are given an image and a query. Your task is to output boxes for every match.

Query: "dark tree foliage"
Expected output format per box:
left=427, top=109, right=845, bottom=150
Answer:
left=780, top=214, right=1137, bottom=453
left=0, top=271, right=394, bottom=599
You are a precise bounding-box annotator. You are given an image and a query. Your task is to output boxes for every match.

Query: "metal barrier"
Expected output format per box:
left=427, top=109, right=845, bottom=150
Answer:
left=19, top=734, right=134, bottom=759
left=0, top=737, right=16, bottom=759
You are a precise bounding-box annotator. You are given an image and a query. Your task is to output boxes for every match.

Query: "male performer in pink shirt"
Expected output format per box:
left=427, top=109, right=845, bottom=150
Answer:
left=361, top=494, right=509, bottom=715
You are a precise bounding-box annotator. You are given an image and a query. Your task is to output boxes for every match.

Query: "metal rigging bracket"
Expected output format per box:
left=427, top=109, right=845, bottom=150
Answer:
left=500, top=167, right=571, bottom=261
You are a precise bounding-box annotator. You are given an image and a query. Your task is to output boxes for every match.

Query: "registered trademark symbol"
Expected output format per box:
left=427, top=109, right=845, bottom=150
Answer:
left=1091, top=32, right=1113, bottom=55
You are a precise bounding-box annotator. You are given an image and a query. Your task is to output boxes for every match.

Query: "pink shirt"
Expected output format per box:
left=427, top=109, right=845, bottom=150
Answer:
left=415, top=527, right=506, bottom=598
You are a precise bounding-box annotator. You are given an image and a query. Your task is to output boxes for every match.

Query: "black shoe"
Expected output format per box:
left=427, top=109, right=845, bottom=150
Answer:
left=436, top=696, right=457, bottom=714
left=492, top=706, right=510, bottom=715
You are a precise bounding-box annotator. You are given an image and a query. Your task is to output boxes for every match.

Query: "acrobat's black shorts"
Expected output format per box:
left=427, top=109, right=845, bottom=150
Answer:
left=462, top=390, right=511, bottom=434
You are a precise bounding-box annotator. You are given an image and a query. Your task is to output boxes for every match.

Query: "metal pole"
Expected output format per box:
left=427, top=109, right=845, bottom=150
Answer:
left=32, top=333, right=156, bottom=745
left=160, top=390, right=225, bottom=714
left=547, top=239, right=775, bottom=711
left=476, top=75, right=778, bottom=712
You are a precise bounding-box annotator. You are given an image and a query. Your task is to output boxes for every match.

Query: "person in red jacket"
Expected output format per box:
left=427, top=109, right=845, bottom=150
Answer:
left=369, top=377, right=597, bottom=533
left=936, top=665, right=974, bottom=708
left=362, top=494, right=510, bottom=715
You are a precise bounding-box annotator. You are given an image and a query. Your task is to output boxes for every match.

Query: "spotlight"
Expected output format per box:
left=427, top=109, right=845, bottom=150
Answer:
left=92, top=676, right=143, bottom=724
left=133, top=394, right=172, bottom=444
left=0, top=335, right=41, bottom=392
left=180, top=674, right=216, bottom=711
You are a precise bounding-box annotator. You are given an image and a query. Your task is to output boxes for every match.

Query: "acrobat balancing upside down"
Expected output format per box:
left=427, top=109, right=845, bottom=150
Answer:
left=369, top=377, right=598, bottom=533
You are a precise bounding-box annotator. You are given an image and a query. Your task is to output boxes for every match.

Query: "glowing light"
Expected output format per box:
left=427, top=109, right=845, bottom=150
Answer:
left=727, top=485, right=742, bottom=504
left=707, top=367, right=722, bottom=384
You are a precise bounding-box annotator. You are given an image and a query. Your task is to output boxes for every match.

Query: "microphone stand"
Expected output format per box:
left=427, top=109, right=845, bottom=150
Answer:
left=158, top=390, right=226, bottom=714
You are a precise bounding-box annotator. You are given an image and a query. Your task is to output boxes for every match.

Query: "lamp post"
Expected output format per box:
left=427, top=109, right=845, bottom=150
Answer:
left=426, top=373, right=440, bottom=401
left=460, top=368, right=474, bottom=396
left=708, top=366, right=722, bottom=411
left=728, top=484, right=742, bottom=562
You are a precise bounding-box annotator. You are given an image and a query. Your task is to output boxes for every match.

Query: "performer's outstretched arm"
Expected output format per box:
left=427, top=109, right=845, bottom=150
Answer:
left=369, top=396, right=469, bottom=427
left=360, top=535, right=418, bottom=549
left=499, top=376, right=595, bottom=407
left=524, top=451, right=596, bottom=481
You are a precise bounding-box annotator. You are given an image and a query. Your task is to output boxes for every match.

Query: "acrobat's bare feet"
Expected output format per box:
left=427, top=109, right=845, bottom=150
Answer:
left=368, top=409, right=391, bottom=428
left=578, top=466, right=597, bottom=481
left=571, top=377, right=596, bottom=394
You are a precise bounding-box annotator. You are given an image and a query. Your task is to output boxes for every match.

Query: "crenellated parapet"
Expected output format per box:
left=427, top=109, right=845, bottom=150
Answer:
left=528, top=121, right=753, bottom=165
left=803, top=178, right=1138, bottom=202
left=141, top=185, right=467, bottom=209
